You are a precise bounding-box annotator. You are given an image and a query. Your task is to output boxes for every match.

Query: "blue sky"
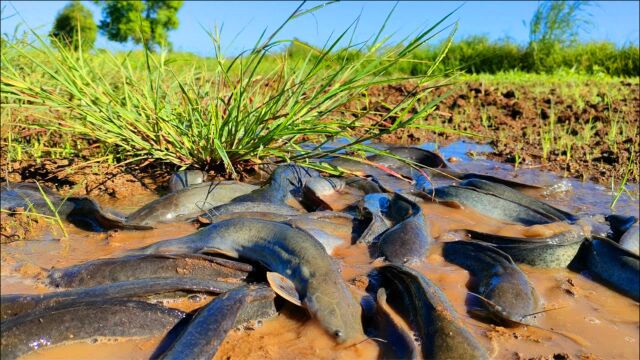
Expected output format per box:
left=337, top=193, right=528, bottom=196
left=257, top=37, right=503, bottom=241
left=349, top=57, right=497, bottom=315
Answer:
left=2, top=1, right=638, bottom=55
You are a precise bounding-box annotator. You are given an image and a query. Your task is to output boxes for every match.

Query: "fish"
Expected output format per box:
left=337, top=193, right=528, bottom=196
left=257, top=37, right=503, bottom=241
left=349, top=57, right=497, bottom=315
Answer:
left=374, top=264, right=489, bottom=360
left=424, top=181, right=565, bottom=226
left=1, top=277, right=241, bottom=321
left=329, top=147, right=539, bottom=190
left=125, top=181, right=258, bottom=227
left=605, top=214, right=639, bottom=255
left=1, top=182, right=147, bottom=231
left=47, top=253, right=253, bottom=289
left=572, top=236, right=639, bottom=301
left=168, top=170, right=208, bottom=192
left=231, top=164, right=320, bottom=204
left=202, top=201, right=302, bottom=223
left=605, top=214, right=638, bottom=239
left=442, top=241, right=542, bottom=326
left=343, top=176, right=385, bottom=194
left=130, top=218, right=365, bottom=344
left=619, top=222, right=639, bottom=255
left=155, top=285, right=277, bottom=360
left=377, top=193, right=432, bottom=264
left=286, top=212, right=353, bottom=254
left=204, top=210, right=352, bottom=254
left=466, top=225, right=586, bottom=268
left=357, top=193, right=393, bottom=245
left=458, top=179, right=576, bottom=222
left=360, top=290, right=418, bottom=360
left=0, top=299, right=185, bottom=360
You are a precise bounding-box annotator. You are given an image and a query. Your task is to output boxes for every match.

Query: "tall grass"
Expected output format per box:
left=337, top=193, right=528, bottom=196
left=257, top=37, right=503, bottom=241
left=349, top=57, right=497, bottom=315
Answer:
left=1, top=3, right=458, bottom=175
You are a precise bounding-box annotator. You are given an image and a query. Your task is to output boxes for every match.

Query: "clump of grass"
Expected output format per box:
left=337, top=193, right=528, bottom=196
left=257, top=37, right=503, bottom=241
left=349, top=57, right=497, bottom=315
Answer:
left=1, top=3, right=458, bottom=176
left=610, top=151, right=635, bottom=210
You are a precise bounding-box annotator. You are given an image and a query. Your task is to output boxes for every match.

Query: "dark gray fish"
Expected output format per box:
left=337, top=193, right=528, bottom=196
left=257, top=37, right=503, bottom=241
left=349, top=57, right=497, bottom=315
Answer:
left=0, top=300, right=185, bottom=360
left=343, top=176, right=384, bottom=194
left=2, top=277, right=241, bottom=321
left=377, top=193, right=432, bottom=264
left=442, top=241, right=542, bottom=326
left=374, top=264, right=488, bottom=360
left=425, top=182, right=560, bottom=226
left=456, top=173, right=543, bottom=190
left=203, top=210, right=351, bottom=254
left=126, top=181, right=258, bottom=227
left=606, top=214, right=638, bottom=240
left=156, top=285, right=277, bottom=360
left=466, top=225, right=586, bottom=268
left=368, top=147, right=449, bottom=177
left=1, top=182, right=147, bottom=231
left=130, top=218, right=365, bottom=344
left=375, top=147, right=541, bottom=190
left=328, top=147, right=446, bottom=183
left=572, top=237, right=639, bottom=301
left=361, top=290, right=418, bottom=360
left=169, top=170, right=208, bottom=192
left=358, top=193, right=393, bottom=245
left=231, top=164, right=320, bottom=204
left=48, top=253, right=253, bottom=289
left=459, top=179, right=576, bottom=222
left=203, top=201, right=302, bottom=223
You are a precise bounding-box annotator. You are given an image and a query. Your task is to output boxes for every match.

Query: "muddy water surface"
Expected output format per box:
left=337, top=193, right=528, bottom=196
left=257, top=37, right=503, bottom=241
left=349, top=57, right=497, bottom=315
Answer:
left=3, top=147, right=639, bottom=360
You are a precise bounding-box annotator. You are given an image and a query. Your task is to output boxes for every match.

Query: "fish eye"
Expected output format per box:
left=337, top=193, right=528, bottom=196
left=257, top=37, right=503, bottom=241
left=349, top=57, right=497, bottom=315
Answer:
left=333, top=330, right=343, bottom=339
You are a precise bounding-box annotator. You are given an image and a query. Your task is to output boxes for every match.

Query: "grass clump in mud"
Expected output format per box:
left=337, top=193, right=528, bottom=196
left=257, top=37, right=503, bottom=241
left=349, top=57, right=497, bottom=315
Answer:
left=1, top=3, right=457, bottom=176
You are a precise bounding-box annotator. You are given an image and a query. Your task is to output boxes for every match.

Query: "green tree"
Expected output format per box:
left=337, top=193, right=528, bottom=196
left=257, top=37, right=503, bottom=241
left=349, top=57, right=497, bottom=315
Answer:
left=50, top=1, right=97, bottom=51
left=94, top=1, right=183, bottom=50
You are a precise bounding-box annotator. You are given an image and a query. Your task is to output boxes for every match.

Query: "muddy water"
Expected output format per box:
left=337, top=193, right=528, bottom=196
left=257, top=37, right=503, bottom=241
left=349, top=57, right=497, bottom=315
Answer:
left=3, top=148, right=639, bottom=360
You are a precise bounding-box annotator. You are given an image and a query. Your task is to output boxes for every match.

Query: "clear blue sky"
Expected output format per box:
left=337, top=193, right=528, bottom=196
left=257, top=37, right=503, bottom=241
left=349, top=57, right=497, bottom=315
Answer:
left=2, top=1, right=638, bottom=56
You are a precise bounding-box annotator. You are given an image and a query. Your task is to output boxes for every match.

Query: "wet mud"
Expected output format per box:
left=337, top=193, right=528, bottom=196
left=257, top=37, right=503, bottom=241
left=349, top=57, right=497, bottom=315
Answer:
left=2, top=154, right=639, bottom=360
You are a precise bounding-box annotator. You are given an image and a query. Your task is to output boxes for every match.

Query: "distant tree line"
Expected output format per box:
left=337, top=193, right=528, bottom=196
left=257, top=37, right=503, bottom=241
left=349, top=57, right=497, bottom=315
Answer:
left=50, top=0, right=183, bottom=51
left=49, top=1, right=638, bottom=77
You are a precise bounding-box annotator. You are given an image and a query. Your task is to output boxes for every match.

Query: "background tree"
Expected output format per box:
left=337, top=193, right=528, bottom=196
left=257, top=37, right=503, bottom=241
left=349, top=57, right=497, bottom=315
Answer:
left=49, top=1, right=97, bottom=51
left=93, top=1, right=183, bottom=50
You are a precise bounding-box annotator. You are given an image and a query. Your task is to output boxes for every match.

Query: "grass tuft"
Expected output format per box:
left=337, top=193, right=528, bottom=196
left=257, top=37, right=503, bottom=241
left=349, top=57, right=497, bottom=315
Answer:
left=1, top=3, right=458, bottom=176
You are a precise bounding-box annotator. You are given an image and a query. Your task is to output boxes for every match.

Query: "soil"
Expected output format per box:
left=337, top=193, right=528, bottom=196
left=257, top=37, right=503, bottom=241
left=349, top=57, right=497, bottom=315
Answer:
left=351, top=79, right=639, bottom=185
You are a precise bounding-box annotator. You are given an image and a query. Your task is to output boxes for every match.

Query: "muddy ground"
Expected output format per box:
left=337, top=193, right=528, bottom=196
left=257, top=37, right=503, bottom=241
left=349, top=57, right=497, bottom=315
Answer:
left=355, top=78, right=639, bottom=185
left=1, top=78, right=638, bottom=200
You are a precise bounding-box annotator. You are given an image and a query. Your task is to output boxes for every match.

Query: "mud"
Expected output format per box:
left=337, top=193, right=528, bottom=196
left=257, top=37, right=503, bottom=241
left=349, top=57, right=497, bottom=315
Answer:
left=2, top=153, right=639, bottom=359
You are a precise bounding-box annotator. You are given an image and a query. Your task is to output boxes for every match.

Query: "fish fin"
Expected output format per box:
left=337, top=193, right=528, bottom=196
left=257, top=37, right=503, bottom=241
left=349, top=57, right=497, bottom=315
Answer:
left=267, top=271, right=302, bottom=306
left=438, top=200, right=464, bottom=209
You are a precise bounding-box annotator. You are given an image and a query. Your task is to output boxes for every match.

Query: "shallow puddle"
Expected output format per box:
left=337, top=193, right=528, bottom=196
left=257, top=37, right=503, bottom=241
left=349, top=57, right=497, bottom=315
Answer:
left=3, top=143, right=639, bottom=359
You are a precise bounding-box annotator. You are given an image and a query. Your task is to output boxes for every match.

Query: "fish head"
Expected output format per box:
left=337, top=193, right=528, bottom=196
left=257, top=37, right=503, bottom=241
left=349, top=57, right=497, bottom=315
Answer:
left=304, top=280, right=365, bottom=344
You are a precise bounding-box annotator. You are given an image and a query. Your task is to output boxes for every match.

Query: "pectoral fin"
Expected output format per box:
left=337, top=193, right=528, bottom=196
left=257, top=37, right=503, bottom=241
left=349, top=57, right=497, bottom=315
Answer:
left=267, top=272, right=302, bottom=306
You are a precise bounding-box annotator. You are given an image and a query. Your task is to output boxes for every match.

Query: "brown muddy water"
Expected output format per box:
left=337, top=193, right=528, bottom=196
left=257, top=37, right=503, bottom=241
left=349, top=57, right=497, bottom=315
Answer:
left=3, top=141, right=639, bottom=359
